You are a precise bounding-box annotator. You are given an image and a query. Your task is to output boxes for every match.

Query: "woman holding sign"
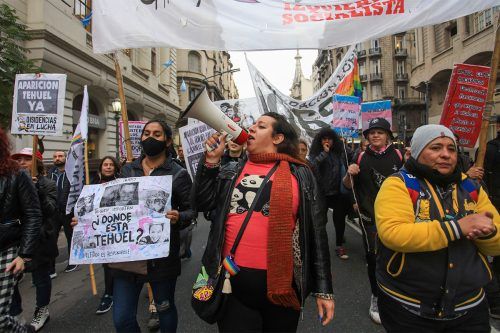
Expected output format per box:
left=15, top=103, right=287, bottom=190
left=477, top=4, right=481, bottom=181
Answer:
left=111, top=120, right=194, bottom=333
left=193, top=112, right=334, bottom=332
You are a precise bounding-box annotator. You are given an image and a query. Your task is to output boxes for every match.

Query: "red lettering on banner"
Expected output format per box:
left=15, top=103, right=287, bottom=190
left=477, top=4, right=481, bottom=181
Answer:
left=393, top=0, right=405, bottom=14
left=282, top=13, right=293, bottom=25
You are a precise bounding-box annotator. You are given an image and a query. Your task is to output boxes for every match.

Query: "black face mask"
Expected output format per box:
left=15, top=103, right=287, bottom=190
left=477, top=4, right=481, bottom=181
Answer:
left=141, top=137, right=166, bottom=157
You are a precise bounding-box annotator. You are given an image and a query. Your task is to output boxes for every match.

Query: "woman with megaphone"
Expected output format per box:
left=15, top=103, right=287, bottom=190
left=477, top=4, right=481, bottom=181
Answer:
left=193, top=112, right=334, bottom=332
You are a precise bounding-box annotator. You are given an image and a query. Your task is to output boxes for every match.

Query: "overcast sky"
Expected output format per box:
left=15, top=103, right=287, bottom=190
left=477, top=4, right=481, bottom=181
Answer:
left=229, top=50, right=319, bottom=99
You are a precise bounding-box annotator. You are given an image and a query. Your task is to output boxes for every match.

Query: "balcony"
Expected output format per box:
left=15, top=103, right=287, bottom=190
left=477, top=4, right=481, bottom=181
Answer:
left=360, top=74, right=368, bottom=82
left=394, top=48, right=408, bottom=58
left=393, top=98, right=425, bottom=106
left=395, top=73, right=409, bottom=82
left=369, top=47, right=382, bottom=57
left=370, top=73, right=383, bottom=81
left=357, top=49, right=367, bottom=58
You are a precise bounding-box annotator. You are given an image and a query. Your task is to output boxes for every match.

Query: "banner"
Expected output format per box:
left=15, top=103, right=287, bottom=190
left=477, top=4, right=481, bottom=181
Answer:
left=120, top=121, right=146, bottom=159
left=92, top=0, right=497, bottom=52
left=440, top=64, right=490, bottom=148
left=69, top=176, right=172, bottom=264
left=11, top=74, right=66, bottom=136
left=331, top=95, right=361, bottom=138
left=361, top=100, right=392, bottom=131
left=65, top=86, right=89, bottom=214
left=179, top=122, right=216, bottom=181
left=249, top=45, right=359, bottom=140
left=214, top=97, right=262, bottom=129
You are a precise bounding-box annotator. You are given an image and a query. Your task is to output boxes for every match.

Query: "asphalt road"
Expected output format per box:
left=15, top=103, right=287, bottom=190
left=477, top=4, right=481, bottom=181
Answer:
left=16, top=213, right=500, bottom=332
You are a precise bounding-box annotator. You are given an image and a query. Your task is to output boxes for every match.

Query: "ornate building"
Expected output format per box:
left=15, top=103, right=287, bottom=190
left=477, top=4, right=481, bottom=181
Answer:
left=290, top=51, right=313, bottom=100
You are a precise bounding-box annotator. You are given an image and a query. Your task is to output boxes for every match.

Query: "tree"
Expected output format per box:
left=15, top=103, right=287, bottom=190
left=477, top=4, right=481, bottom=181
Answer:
left=0, top=3, right=38, bottom=128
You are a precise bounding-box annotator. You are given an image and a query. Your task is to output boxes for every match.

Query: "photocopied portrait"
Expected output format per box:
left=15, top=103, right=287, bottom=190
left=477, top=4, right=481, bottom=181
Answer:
left=144, top=190, right=170, bottom=214
left=100, top=182, right=139, bottom=207
left=137, top=223, right=167, bottom=245
left=76, top=193, right=95, bottom=217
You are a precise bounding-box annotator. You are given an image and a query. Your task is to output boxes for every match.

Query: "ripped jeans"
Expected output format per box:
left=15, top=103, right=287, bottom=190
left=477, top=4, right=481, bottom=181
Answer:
left=113, top=277, right=177, bottom=333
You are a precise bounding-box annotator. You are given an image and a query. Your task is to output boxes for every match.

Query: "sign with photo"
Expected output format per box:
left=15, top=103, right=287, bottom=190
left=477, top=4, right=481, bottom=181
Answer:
left=11, top=73, right=67, bottom=136
left=214, top=97, right=261, bottom=129
left=119, top=121, right=146, bottom=159
left=179, top=122, right=216, bottom=181
left=69, top=176, right=172, bottom=264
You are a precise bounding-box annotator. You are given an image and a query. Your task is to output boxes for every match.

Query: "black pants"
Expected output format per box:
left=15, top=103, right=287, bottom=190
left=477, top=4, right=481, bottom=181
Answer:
left=103, top=264, right=113, bottom=296
left=360, top=222, right=378, bottom=296
left=378, top=290, right=490, bottom=333
left=326, top=194, right=350, bottom=247
left=218, top=267, right=300, bottom=333
left=55, top=212, right=74, bottom=255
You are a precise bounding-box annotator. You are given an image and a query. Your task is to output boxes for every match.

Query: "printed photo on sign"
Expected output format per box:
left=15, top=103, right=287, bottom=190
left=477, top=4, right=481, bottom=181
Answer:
left=214, top=98, right=261, bottom=129
left=179, top=122, right=216, bottom=180
left=69, top=176, right=172, bottom=264
left=11, top=73, right=67, bottom=136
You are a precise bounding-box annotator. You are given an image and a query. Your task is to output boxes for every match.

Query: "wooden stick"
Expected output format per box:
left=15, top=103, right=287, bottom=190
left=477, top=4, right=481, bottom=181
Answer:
left=31, top=135, right=39, bottom=177
left=114, top=53, right=133, bottom=162
left=84, top=140, right=98, bottom=296
left=475, top=16, right=500, bottom=168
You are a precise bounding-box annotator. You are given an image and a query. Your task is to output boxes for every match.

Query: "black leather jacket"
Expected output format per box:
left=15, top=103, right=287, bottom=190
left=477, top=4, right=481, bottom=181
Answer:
left=0, top=170, right=42, bottom=257
left=193, top=158, right=333, bottom=305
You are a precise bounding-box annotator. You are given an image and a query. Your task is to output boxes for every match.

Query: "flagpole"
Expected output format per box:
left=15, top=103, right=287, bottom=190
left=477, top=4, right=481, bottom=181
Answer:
left=475, top=15, right=499, bottom=168
left=114, top=53, right=133, bottom=162
left=31, top=135, right=39, bottom=177
left=84, top=140, right=98, bottom=296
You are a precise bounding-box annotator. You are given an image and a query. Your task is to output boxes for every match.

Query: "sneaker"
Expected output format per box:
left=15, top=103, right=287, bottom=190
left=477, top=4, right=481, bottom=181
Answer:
left=64, top=265, right=78, bottom=273
left=96, top=294, right=113, bottom=315
left=490, top=305, right=500, bottom=319
left=49, top=272, right=57, bottom=279
left=335, top=247, right=349, bottom=260
left=147, top=310, right=160, bottom=331
left=369, top=295, right=381, bottom=324
left=30, top=306, right=50, bottom=331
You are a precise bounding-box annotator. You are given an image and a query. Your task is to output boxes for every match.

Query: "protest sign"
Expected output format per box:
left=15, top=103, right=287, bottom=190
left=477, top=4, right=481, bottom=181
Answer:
left=361, top=100, right=392, bottom=131
left=93, top=0, right=496, bottom=52
left=440, top=64, right=490, bottom=148
left=11, top=74, right=66, bottom=136
left=331, top=95, right=361, bottom=138
left=120, top=121, right=146, bottom=159
left=179, top=122, right=216, bottom=181
left=214, top=97, right=262, bottom=129
left=69, top=176, right=172, bottom=264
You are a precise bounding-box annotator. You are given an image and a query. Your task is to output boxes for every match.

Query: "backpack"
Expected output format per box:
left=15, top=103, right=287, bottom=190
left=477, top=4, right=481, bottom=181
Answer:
left=356, top=147, right=403, bottom=165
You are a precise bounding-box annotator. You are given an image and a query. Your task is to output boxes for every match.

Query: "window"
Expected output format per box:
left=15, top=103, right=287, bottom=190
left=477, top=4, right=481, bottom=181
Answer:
left=355, top=43, right=363, bottom=51
left=471, top=8, right=497, bottom=34
left=362, top=85, right=368, bottom=101
left=394, top=35, right=405, bottom=50
left=151, top=48, right=157, bottom=75
left=397, top=60, right=405, bottom=74
left=189, top=87, right=200, bottom=102
left=188, top=51, right=201, bottom=73
left=371, top=59, right=381, bottom=74
left=74, top=0, right=92, bottom=33
left=397, top=86, right=406, bottom=99
left=371, top=84, right=382, bottom=100
left=359, top=61, right=366, bottom=76
left=371, top=39, right=380, bottom=48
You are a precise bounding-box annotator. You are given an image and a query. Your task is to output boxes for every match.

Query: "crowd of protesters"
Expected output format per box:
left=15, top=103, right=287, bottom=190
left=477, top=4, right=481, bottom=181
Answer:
left=0, top=113, right=499, bottom=333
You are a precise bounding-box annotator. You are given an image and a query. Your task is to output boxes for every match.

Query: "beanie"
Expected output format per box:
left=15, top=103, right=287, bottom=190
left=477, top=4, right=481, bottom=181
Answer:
left=410, top=124, right=456, bottom=159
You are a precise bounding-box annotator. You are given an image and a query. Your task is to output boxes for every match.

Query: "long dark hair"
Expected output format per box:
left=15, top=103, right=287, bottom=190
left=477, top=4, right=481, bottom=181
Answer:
left=98, top=156, right=121, bottom=176
left=140, top=120, right=173, bottom=157
left=263, top=112, right=300, bottom=160
left=309, top=127, right=343, bottom=158
left=0, top=128, right=19, bottom=177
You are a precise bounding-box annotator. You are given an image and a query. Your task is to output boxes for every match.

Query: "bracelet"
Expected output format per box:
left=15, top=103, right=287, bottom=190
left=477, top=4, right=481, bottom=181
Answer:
left=21, top=257, right=32, bottom=263
left=204, top=161, right=221, bottom=169
left=313, top=292, right=335, bottom=300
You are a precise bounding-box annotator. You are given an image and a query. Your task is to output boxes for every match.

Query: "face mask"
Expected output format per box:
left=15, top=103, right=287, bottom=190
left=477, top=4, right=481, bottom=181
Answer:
left=141, top=137, right=166, bottom=157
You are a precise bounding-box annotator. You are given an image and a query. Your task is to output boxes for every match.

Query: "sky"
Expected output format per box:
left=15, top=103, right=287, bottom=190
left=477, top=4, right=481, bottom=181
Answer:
left=229, top=50, right=319, bottom=99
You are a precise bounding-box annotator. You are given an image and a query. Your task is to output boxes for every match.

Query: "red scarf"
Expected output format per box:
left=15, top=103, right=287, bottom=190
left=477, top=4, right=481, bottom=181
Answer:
left=248, top=153, right=303, bottom=310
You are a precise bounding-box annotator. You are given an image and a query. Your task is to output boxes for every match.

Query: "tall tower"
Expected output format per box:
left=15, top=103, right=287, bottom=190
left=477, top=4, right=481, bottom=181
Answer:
left=290, top=50, right=304, bottom=99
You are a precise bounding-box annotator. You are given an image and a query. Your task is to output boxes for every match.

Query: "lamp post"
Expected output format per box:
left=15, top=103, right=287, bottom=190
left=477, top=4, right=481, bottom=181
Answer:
left=111, top=98, right=122, bottom=159
left=203, top=68, right=240, bottom=83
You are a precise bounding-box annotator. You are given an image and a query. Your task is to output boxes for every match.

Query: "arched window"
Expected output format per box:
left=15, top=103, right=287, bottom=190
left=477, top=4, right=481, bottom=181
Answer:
left=188, top=51, right=201, bottom=72
left=73, top=94, right=99, bottom=116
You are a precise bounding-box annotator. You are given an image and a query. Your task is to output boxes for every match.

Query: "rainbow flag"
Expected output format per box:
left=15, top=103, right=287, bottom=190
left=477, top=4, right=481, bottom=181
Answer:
left=335, top=56, right=363, bottom=101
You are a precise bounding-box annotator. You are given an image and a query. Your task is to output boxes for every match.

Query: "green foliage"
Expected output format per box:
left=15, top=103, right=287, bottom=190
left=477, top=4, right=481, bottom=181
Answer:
left=0, top=3, right=38, bottom=128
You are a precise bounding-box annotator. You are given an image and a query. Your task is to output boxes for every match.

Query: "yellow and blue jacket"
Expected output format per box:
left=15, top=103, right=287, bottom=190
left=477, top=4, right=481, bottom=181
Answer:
left=375, top=170, right=500, bottom=319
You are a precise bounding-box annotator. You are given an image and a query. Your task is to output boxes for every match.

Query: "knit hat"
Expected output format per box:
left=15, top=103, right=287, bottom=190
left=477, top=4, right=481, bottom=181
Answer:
left=363, top=117, right=393, bottom=138
left=410, top=125, right=456, bottom=159
left=12, top=147, right=43, bottom=161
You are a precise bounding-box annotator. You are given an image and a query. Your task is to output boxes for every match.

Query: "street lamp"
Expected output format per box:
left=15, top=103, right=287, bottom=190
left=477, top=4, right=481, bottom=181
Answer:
left=111, top=98, right=122, bottom=159
left=203, top=68, right=240, bottom=82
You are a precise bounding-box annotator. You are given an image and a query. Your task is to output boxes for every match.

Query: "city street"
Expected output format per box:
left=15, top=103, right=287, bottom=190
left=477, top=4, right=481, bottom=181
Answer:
left=16, top=213, right=500, bottom=333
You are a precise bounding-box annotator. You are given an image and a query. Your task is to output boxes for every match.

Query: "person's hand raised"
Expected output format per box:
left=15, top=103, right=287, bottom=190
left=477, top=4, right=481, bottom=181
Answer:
left=205, top=132, right=228, bottom=164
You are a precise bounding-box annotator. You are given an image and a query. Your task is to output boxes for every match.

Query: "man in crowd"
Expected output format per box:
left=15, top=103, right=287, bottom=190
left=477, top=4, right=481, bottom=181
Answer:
left=48, top=151, right=77, bottom=273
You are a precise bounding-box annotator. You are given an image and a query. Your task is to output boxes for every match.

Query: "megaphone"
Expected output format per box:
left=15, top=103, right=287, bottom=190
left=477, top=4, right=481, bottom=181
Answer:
left=181, top=87, right=248, bottom=145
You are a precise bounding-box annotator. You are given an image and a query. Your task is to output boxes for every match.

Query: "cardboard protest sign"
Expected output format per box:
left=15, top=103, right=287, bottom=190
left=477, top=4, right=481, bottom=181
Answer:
left=179, top=122, right=216, bottom=181
left=69, top=176, right=172, bottom=264
left=361, top=100, right=392, bottom=131
left=119, top=121, right=146, bottom=159
left=331, top=95, right=361, bottom=138
left=11, top=74, right=66, bottom=136
left=440, top=64, right=490, bottom=148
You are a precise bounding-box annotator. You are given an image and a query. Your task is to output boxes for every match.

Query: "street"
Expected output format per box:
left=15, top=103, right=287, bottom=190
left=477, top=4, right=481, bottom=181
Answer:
left=16, top=213, right=500, bottom=333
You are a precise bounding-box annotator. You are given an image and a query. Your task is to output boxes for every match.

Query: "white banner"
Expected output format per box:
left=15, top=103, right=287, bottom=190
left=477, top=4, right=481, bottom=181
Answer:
left=11, top=74, right=66, bottom=136
left=120, top=121, right=146, bottom=159
left=179, top=123, right=216, bottom=181
left=65, top=86, right=89, bottom=215
left=249, top=45, right=358, bottom=140
left=70, top=176, right=172, bottom=264
left=92, top=0, right=497, bottom=53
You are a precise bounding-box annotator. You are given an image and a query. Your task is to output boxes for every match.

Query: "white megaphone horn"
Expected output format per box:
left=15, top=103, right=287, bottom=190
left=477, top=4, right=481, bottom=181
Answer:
left=180, top=86, right=249, bottom=145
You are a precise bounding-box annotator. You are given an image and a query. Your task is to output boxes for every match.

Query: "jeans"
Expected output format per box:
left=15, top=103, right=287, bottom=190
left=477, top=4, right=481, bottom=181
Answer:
left=10, top=266, right=52, bottom=316
left=113, top=277, right=177, bottom=333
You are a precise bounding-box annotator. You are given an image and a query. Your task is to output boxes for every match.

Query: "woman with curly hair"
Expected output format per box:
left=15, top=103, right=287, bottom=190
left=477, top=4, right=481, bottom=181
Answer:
left=309, top=127, right=352, bottom=259
left=0, top=129, right=42, bottom=333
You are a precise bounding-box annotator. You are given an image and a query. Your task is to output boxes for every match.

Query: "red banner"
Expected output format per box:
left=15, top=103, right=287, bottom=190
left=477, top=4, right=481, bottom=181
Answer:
left=440, top=64, right=490, bottom=148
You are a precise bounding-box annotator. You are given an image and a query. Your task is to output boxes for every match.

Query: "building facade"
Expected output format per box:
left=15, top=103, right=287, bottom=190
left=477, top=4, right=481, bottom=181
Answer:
left=410, top=8, right=498, bottom=136
left=312, top=33, right=425, bottom=141
left=3, top=0, right=238, bottom=163
left=290, top=51, right=314, bottom=100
